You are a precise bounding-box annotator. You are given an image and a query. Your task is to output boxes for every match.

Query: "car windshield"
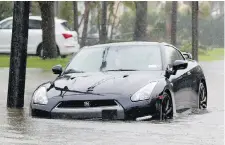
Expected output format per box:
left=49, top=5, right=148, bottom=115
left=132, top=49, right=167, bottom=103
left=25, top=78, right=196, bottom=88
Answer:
left=65, top=45, right=162, bottom=73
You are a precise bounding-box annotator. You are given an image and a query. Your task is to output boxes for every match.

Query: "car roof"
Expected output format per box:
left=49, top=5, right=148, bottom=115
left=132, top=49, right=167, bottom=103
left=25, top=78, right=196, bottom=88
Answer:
left=85, top=41, right=168, bottom=48
left=29, top=16, right=66, bottom=22
left=1, top=16, right=66, bottom=23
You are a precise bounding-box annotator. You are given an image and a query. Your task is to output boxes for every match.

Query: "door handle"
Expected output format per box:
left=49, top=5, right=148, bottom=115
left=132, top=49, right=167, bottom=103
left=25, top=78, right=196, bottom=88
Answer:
left=187, top=71, right=191, bottom=75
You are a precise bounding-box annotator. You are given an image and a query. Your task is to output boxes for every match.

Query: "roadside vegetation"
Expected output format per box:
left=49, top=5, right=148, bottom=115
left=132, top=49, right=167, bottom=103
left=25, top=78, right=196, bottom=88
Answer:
left=199, top=48, right=224, bottom=61
left=0, top=1, right=223, bottom=70
left=0, top=55, right=70, bottom=70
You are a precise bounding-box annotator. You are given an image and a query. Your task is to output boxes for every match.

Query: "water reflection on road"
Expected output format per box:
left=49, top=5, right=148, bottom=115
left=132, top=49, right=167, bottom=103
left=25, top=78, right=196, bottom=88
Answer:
left=0, top=61, right=224, bottom=145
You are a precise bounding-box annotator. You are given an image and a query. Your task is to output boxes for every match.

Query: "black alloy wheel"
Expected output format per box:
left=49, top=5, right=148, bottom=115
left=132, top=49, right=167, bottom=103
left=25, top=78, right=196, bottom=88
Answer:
left=198, top=82, right=207, bottom=109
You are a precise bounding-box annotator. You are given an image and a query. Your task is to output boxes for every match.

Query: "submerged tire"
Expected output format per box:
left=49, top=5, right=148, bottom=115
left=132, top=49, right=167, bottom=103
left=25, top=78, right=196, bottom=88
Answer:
left=156, top=91, right=173, bottom=120
left=198, top=82, right=207, bottom=109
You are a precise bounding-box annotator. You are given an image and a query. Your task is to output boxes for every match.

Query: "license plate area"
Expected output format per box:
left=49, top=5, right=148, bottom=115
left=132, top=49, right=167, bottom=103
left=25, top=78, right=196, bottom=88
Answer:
left=102, top=110, right=117, bottom=120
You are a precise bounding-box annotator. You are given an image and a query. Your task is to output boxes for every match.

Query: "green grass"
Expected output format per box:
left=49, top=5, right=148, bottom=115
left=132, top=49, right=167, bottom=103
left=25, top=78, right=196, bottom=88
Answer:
left=199, top=48, right=224, bottom=61
left=0, top=48, right=224, bottom=70
left=0, top=55, right=70, bottom=70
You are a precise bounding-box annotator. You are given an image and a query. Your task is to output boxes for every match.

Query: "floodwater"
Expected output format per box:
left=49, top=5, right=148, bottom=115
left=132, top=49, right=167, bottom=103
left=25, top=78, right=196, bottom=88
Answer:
left=0, top=61, right=224, bottom=145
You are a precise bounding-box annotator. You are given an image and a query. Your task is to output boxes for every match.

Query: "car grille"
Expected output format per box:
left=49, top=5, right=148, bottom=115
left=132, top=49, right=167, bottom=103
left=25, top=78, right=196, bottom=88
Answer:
left=57, top=100, right=117, bottom=108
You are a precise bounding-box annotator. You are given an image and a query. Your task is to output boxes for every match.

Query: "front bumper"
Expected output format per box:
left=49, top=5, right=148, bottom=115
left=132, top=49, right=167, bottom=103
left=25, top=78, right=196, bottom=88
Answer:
left=30, top=95, right=158, bottom=120
left=51, top=105, right=125, bottom=120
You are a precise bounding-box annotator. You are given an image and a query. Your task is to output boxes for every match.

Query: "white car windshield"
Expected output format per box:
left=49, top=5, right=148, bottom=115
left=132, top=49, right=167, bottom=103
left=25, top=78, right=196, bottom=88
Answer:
left=65, top=45, right=162, bottom=73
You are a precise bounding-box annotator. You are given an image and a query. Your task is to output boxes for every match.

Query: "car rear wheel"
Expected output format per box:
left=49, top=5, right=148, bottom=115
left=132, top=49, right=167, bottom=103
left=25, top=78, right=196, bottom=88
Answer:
left=37, top=43, right=60, bottom=59
left=198, top=82, right=207, bottom=109
left=157, top=91, right=173, bottom=120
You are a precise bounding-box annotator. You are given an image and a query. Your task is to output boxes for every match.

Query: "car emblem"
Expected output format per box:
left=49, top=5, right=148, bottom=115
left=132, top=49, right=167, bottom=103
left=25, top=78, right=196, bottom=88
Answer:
left=84, top=101, right=90, bottom=107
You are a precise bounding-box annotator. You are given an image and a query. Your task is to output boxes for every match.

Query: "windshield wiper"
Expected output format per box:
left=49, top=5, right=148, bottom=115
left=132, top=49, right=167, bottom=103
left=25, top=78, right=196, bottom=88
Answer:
left=64, top=69, right=85, bottom=74
left=104, top=69, right=138, bottom=72
left=55, top=86, right=103, bottom=96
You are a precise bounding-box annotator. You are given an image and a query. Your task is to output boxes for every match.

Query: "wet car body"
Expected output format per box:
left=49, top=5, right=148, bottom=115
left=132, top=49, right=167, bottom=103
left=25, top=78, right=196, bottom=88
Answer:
left=30, top=42, right=207, bottom=120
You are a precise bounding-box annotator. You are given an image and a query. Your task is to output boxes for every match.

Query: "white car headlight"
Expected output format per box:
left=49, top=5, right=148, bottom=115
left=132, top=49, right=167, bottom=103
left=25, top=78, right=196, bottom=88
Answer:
left=131, top=82, right=157, bottom=102
left=33, top=86, right=48, bottom=105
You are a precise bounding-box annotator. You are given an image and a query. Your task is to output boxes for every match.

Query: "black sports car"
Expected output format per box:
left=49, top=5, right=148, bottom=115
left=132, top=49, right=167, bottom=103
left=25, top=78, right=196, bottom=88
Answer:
left=30, top=42, right=207, bottom=121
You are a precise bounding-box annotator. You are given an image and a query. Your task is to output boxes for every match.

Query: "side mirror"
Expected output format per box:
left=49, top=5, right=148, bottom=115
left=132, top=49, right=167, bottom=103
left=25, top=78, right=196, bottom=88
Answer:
left=182, top=52, right=192, bottom=60
left=52, top=65, right=62, bottom=75
left=172, top=60, right=188, bottom=71
left=165, top=60, right=188, bottom=78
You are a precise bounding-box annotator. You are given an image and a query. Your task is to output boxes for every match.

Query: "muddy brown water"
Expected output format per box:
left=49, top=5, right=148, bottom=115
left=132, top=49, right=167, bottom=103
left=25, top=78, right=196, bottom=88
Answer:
left=0, top=61, right=224, bottom=145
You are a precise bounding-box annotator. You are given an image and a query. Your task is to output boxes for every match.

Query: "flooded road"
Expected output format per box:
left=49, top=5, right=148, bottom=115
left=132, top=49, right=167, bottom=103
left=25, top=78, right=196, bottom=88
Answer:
left=0, top=61, right=224, bottom=145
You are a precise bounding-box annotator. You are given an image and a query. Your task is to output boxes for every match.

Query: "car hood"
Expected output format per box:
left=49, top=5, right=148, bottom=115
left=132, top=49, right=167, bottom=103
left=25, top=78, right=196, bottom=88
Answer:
left=52, top=71, right=164, bottom=96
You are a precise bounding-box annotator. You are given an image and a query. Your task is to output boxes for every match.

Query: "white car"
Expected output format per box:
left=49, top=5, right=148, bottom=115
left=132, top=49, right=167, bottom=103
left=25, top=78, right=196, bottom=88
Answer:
left=0, top=16, right=80, bottom=58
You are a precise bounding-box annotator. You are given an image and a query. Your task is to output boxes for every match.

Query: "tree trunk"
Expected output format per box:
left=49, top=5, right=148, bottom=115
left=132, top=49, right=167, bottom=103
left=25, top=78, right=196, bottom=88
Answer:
left=80, top=1, right=90, bottom=48
left=192, top=1, right=199, bottom=61
left=107, top=3, right=113, bottom=35
left=39, top=2, right=58, bottom=58
left=110, top=2, right=120, bottom=40
left=165, top=2, right=172, bottom=42
left=73, top=1, right=78, bottom=32
left=7, top=1, right=30, bottom=108
left=100, top=1, right=107, bottom=44
left=73, top=1, right=79, bottom=43
left=97, top=7, right=101, bottom=42
left=171, top=1, right=177, bottom=46
left=78, top=15, right=84, bottom=29
left=133, top=1, right=147, bottom=41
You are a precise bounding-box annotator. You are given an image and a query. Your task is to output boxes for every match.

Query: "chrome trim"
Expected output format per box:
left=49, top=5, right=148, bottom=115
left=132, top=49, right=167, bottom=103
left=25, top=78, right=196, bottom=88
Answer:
left=136, top=115, right=152, bottom=121
left=51, top=102, right=125, bottom=119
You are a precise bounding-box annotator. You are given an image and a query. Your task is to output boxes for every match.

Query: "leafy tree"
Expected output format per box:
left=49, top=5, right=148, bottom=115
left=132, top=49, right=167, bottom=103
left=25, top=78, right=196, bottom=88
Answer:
left=0, top=2, right=13, bottom=20
left=59, top=1, right=73, bottom=25
left=118, top=11, right=135, bottom=40
left=178, top=2, right=211, bottom=19
left=30, top=1, right=41, bottom=15
left=199, top=2, right=211, bottom=18
left=123, top=1, right=136, bottom=11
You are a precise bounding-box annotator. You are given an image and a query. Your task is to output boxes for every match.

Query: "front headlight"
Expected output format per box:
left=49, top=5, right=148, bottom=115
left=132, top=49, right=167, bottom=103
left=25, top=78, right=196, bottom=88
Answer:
left=33, top=86, right=48, bottom=105
left=131, top=82, right=157, bottom=102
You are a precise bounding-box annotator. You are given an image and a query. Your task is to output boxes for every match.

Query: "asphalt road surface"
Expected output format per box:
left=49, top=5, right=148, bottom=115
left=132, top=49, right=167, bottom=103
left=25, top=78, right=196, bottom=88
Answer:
left=0, top=60, right=224, bottom=145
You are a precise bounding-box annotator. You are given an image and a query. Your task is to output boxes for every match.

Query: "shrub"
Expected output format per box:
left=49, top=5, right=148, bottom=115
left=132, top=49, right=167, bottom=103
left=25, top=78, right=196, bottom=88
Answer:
left=180, top=41, right=207, bottom=55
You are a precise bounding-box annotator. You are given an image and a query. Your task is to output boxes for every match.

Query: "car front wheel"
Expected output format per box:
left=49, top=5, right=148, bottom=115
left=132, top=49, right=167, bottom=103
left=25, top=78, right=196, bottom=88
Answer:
left=155, top=91, right=173, bottom=121
left=198, top=82, right=207, bottom=109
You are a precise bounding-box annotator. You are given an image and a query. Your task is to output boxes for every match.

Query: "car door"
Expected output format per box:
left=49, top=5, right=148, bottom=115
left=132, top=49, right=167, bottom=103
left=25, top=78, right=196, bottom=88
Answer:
left=187, top=60, right=200, bottom=108
left=27, top=19, right=42, bottom=55
left=0, top=19, right=13, bottom=53
left=164, top=45, right=192, bottom=111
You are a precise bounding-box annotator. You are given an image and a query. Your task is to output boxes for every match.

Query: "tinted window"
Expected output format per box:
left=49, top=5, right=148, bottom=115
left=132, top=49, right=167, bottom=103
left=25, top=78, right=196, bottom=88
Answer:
left=65, top=45, right=162, bottom=72
left=0, top=20, right=12, bottom=29
left=164, top=45, right=184, bottom=65
left=29, top=20, right=41, bottom=29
